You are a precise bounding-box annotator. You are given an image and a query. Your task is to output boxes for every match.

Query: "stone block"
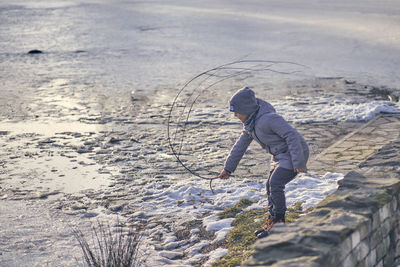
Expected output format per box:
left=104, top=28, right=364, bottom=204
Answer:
left=243, top=243, right=319, bottom=266
left=334, top=142, right=353, bottom=149
left=382, top=218, right=392, bottom=237
left=354, top=240, right=369, bottom=261
left=342, top=251, right=357, bottom=267
left=359, top=222, right=372, bottom=241
left=351, top=231, right=361, bottom=250
left=369, top=228, right=383, bottom=249
left=396, top=239, right=400, bottom=260
left=246, top=232, right=320, bottom=266
left=342, top=170, right=366, bottom=182
left=375, top=259, right=383, bottom=267
left=383, top=251, right=395, bottom=267
left=297, top=233, right=341, bottom=257
left=383, top=235, right=391, bottom=253
left=373, top=117, right=391, bottom=125
left=327, top=147, right=347, bottom=153
left=360, top=150, right=376, bottom=158
left=360, top=127, right=375, bottom=134
left=308, top=161, right=326, bottom=170
left=355, top=145, right=372, bottom=150
left=365, top=249, right=376, bottom=267
left=374, top=128, right=393, bottom=136
left=384, top=117, right=400, bottom=123
left=336, top=165, right=357, bottom=171
left=339, top=155, right=357, bottom=161
left=323, top=153, right=339, bottom=160
left=373, top=137, right=387, bottom=142
left=336, top=159, right=358, bottom=166
left=344, top=150, right=362, bottom=156
left=391, top=197, right=397, bottom=212
left=354, top=154, right=370, bottom=160
left=372, top=211, right=381, bottom=231
left=376, top=242, right=385, bottom=262
left=339, top=237, right=353, bottom=261
left=379, top=203, right=390, bottom=222
left=269, top=256, right=322, bottom=267
left=356, top=259, right=366, bottom=267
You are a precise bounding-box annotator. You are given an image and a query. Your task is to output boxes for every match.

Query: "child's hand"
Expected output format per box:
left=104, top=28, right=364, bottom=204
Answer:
left=295, top=168, right=305, bottom=173
left=218, top=169, right=231, bottom=179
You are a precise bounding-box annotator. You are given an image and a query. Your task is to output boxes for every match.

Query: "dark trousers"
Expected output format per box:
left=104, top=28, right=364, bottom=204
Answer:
left=266, top=166, right=297, bottom=216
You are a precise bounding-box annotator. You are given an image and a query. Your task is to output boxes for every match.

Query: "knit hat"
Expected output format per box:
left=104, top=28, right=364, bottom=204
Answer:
left=229, top=87, right=259, bottom=115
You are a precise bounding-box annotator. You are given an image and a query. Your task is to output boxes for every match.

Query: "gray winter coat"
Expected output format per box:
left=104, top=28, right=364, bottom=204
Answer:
left=224, top=98, right=309, bottom=173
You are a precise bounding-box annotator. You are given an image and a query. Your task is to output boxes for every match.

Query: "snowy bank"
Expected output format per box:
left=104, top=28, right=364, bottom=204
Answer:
left=141, top=171, right=344, bottom=266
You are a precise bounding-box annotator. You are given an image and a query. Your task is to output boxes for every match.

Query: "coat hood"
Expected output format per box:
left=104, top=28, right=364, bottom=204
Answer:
left=255, top=98, right=276, bottom=120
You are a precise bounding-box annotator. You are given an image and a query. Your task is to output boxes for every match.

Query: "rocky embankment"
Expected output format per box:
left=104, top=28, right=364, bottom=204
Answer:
left=244, top=119, right=400, bottom=267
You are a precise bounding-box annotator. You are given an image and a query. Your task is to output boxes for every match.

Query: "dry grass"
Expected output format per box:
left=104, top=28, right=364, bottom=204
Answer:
left=72, top=220, right=142, bottom=267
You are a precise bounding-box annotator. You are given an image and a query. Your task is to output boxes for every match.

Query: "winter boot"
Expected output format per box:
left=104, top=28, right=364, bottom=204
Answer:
left=254, top=213, right=285, bottom=239
left=254, top=228, right=269, bottom=239
left=266, top=213, right=285, bottom=231
left=254, top=214, right=274, bottom=239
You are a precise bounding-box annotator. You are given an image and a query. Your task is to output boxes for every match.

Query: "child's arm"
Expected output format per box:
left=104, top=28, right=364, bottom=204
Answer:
left=220, top=131, right=253, bottom=178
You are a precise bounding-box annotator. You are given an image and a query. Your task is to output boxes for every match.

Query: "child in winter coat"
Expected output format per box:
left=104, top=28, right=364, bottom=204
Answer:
left=218, top=87, right=309, bottom=238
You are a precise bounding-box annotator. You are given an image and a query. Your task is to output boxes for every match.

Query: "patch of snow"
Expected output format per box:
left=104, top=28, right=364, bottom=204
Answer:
left=244, top=202, right=265, bottom=211
left=190, top=228, right=200, bottom=235
left=214, top=227, right=233, bottom=242
left=286, top=172, right=344, bottom=209
left=275, top=99, right=400, bottom=124
left=185, top=240, right=211, bottom=257
left=203, top=215, right=235, bottom=232
left=204, top=248, right=229, bottom=267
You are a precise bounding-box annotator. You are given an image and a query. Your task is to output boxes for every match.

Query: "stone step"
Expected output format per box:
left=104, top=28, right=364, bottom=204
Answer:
left=308, top=114, right=400, bottom=175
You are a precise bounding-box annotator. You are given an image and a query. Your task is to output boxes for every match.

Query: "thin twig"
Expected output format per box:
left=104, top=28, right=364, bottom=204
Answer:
left=167, top=59, right=309, bottom=193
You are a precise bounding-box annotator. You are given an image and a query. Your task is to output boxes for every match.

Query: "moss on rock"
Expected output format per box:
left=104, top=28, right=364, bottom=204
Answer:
left=374, top=191, right=393, bottom=206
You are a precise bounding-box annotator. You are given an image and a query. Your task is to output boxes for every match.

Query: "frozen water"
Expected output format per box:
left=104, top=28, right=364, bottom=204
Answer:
left=1, top=0, right=400, bottom=97
left=1, top=0, right=399, bottom=266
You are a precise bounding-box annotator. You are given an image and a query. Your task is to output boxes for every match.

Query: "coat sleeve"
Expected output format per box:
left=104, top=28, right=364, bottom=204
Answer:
left=224, top=131, right=253, bottom=173
left=266, top=114, right=308, bottom=170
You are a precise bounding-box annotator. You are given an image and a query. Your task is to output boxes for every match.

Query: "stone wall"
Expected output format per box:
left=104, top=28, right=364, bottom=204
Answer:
left=243, top=141, right=400, bottom=267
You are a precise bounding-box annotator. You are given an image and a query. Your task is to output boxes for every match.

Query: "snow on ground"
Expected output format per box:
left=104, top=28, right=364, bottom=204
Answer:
left=286, top=172, right=344, bottom=209
left=274, top=94, right=400, bottom=124
left=140, top=171, right=344, bottom=266
left=204, top=248, right=229, bottom=266
left=1, top=0, right=400, bottom=265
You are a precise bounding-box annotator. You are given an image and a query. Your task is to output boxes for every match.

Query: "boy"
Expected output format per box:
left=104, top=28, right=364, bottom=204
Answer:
left=218, top=87, right=309, bottom=238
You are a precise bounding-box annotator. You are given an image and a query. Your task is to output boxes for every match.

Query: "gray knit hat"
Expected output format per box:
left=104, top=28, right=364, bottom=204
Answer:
left=229, top=87, right=259, bottom=115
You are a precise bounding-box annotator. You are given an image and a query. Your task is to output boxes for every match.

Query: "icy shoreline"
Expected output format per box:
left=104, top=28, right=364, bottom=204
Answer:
left=0, top=79, right=399, bottom=266
left=137, top=172, right=344, bottom=266
left=1, top=0, right=400, bottom=265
